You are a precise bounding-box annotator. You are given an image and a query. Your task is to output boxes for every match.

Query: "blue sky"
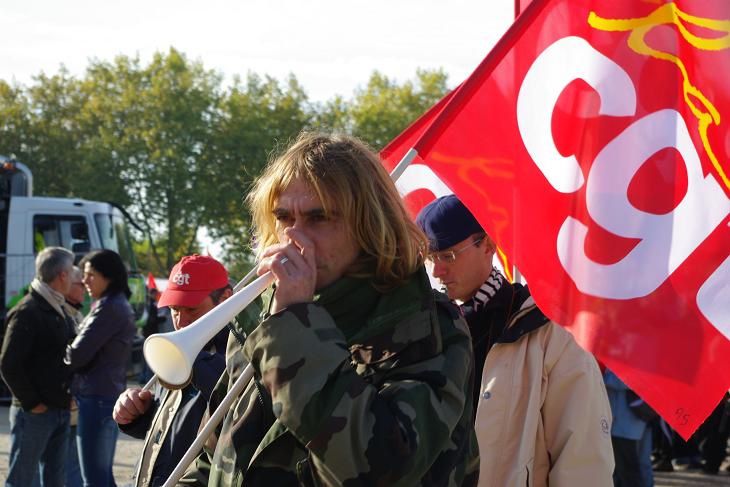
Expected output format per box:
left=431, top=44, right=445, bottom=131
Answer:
left=1, top=0, right=513, bottom=101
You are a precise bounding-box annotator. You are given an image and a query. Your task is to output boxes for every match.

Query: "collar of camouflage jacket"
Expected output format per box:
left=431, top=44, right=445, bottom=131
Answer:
left=318, top=267, right=440, bottom=367
left=255, top=267, right=441, bottom=367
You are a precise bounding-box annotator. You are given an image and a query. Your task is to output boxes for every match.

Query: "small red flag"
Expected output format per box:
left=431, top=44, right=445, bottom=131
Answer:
left=146, top=272, right=157, bottom=291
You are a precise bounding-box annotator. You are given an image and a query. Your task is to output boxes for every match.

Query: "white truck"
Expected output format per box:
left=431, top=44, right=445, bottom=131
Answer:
left=0, top=155, right=147, bottom=322
left=0, top=155, right=149, bottom=399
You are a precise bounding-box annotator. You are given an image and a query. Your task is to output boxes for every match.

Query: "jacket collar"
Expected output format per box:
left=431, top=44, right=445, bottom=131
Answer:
left=461, top=279, right=549, bottom=345
left=254, top=267, right=443, bottom=368
left=347, top=267, right=441, bottom=367
left=28, top=288, right=64, bottom=316
left=496, top=283, right=549, bottom=343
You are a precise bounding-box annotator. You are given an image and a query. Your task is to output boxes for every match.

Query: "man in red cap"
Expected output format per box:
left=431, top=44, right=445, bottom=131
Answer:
left=112, top=255, right=232, bottom=487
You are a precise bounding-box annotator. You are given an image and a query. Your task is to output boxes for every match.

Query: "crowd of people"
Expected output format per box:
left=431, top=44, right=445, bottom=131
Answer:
left=1, top=132, right=728, bottom=486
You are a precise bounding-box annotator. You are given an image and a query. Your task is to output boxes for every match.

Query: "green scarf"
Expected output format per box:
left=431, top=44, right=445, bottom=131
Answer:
left=315, top=270, right=427, bottom=344
left=314, top=277, right=381, bottom=343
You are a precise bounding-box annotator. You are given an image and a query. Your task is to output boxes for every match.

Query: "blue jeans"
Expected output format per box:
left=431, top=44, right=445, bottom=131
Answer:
left=7, top=404, right=70, bottom=487
left=76, top=395, right=118, bottom=487
left=30, top=425, right=81, bottom=487
left=66, top=424, right=83, bottom=487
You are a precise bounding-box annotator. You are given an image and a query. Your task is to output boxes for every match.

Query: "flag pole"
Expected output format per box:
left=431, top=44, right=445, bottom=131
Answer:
left=162, top=363, right=254, bottom=487
left=512, top=0, right=525, bottom=283
left=389, top=148, right=419, bottom=183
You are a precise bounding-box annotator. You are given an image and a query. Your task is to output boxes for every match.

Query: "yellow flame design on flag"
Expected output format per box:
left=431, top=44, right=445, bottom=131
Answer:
left=496, top=246, right=514, bottom=282
left=588, top=2, right=730, bottom=191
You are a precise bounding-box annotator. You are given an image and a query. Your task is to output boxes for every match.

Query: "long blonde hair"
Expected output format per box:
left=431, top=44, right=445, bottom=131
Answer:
left=247, top=132, right=426, bottom=289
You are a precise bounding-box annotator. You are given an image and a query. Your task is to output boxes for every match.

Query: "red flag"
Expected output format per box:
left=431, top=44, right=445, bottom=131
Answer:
left=381, top=88, right=515, bottom=282
left=381, top=88, right=459, bottom=218
left=385, top=0, right=730, bottom=438
left=515, top=0, right=535, bottom=17
left=146, top=272, right=157, bottom=291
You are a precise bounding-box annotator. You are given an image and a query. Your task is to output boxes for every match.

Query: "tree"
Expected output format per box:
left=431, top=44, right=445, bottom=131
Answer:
left=79, top=49, right=222, bottom=271
left=0, top=81, right=32, bottom=162
left=205, top=73, right=312, bottom=278
left=0, top=53, right=450, bottom=277
left=317, top=69, right=450, bottom=150
left=0, top=71, right=91, bottom=197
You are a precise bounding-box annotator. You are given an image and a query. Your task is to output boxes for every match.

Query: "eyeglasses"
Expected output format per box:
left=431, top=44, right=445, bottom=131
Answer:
left=426, top=237, right=484, bottom=263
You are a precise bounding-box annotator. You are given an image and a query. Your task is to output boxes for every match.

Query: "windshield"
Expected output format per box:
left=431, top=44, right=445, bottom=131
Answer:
left=95, top=211, right=146, bottom=323
left=94, top=212, right=137, bottom=272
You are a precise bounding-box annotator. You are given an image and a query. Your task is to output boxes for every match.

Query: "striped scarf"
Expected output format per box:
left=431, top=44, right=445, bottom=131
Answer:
left=469, top=267, right=505, bottom=310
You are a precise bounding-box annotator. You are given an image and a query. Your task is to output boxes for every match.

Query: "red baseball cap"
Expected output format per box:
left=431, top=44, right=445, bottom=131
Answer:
left=157, top=255, right=229, bottom=308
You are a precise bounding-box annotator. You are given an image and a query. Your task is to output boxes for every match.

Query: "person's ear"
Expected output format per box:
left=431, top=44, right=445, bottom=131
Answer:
left=221, top=287, right=233, bottom=301
left=482, top=237, right=496, bottom=255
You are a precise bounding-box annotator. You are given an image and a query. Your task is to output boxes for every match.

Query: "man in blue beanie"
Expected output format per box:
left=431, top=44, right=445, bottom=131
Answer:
left=417, top=194, right=614, bottom=487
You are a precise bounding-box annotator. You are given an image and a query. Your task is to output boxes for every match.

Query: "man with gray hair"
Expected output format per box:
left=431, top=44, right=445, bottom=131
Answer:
left=1, top=246, right=77, bottom=487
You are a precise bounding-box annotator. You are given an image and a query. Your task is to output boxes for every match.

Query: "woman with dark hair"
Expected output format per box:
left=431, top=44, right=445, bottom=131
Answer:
left=66, top=249, right=136, bottom=486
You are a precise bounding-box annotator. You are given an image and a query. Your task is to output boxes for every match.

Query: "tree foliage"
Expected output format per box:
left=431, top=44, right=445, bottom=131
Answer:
left=328, top=69, right=449, bottom=150
left=205, top=73, right=312, bottom=277
left=0, top=71, right=89, bottom=197
left=78, top=50, right=223, bottom=270
left=0, top=50, right=449, bottom=277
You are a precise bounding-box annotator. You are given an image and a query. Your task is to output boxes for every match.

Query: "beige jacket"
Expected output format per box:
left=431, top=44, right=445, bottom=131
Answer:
left=475, top=297, right=614, bottom=487
left=135, top=388, right=182, bottom=487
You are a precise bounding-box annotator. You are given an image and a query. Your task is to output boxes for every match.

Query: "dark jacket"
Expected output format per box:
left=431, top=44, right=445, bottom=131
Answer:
left=461, top=280, right=547, bottom=409
left=0, top=289, right=76, bottom=410
left=66, top=291, right=136, bottom=398
left=120, top=327, right=228, bottom=487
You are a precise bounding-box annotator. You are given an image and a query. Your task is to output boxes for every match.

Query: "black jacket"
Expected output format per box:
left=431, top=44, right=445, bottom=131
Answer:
left=0, top=289, right=76, bottom=410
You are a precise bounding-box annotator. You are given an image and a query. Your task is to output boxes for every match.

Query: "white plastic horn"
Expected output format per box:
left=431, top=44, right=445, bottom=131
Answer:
left=143, top=270, right=274, bottom=386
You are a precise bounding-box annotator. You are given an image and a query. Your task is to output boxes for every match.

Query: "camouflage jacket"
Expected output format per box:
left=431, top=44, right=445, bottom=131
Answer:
left=180, top=268, right=479, bottom=486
